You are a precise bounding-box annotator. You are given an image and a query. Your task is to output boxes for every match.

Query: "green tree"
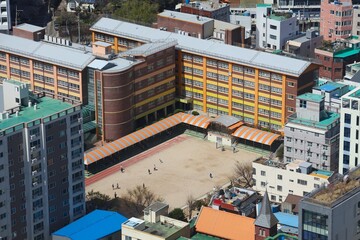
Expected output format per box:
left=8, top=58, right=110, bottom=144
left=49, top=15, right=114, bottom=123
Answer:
left=113, top=0, right=158, bottom=25
left=86, top=190, right=112, bottom=212
left=168, top=208, right=187, bottom=221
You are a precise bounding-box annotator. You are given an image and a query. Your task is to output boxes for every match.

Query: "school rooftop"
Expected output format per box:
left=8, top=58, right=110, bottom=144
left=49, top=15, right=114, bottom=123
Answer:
left=90, top=17, right=312, bottom=76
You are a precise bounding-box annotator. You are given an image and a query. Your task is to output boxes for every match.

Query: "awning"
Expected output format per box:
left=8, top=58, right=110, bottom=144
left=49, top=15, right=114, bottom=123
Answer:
left=83, top=121, right=97, bottom=133
left=84, top=113, right=184, bottom=165
left=181, top=114, right=211, bottom=129
left=232, top=126, right=280, bottom=145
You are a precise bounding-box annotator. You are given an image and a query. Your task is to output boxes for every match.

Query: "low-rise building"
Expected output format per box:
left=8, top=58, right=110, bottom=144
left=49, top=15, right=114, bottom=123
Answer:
left=156, top=10, right=248, bottom=47
left=0, top=0, right=11, bottom=33
left=252, top=158, right=334, bottom=203
left=256, top=4, right=300, bottom=50
left=281, top=194, right=302, bottom=215
left=315, top=37, right=360, bottom=81
left=312, top=81, right=352, bottom=113
left=283, top=93, right=340, bottom=171
left=299, top=165, right=360, bottom=240
left=180, top=0, right=230, bottom=22
left=210, top=187, right=260, bottom=217
left=121, top=202, right=190, bottom=240
left=285, top=29, right=323, bottom=58
left=53, top=210, right=128, bottom=240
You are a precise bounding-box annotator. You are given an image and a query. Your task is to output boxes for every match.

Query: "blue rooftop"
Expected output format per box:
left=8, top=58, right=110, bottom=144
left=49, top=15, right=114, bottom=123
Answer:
left=274, top=212, right=298, bottom=228
left=315, top=82, right=345, bottom=92
left=52, top=210, right=128, bottom=240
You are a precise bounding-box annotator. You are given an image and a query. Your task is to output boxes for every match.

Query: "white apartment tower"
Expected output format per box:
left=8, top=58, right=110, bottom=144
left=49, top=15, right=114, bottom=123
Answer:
left=339, top=87, right=360, bottom=174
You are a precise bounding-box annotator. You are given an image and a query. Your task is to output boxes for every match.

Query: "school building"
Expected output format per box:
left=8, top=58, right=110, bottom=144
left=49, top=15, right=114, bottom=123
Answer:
left=90, top=17, right=319, bottom=131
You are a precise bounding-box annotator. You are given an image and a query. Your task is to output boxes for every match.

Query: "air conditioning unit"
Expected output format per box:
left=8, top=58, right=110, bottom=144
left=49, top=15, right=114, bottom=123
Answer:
left=32, top=170, right=37, bottom=176
left=32, top=182, right=38, bottom=187
left=31, top=158, right=37, bottom=164
left=31, top=146, right=36, bottom=152
left=78, top=118, right=83, bottom=123
left=78, top=130, right=83, bottom=135
left=30, top=135, right=36, bottom=140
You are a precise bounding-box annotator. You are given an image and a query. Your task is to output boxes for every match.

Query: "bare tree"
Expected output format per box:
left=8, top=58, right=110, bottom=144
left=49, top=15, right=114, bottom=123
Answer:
left=122, top=185, right=163, bottom=215
left=233, top=161, right=254, bottom=188
left=186, top=195, right=195, bottom=219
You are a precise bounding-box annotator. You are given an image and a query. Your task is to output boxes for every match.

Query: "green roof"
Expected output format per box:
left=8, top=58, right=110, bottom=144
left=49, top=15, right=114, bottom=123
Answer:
left=349, top=89, right=360, bottom=98
left=289, top=111, right=340, bottom=130
left=0, top=97, right=73, bottom=131
left=191, top=233, right=221, bottom=240
left=256, top=3, right=271, bottom=7
left=265, top=233, right=298, bottom=240
left=144, top=221, right=182, bottom=238
left=297, top=93, right=324, bottom=103
left=6, top=79, right=24, bottom=86
left=334, top=48, right=360, bottom=58
left=83, top=121, right=97, bottom=133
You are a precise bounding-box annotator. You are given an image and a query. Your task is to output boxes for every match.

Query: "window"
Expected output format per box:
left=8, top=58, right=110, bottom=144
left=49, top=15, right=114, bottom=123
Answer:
left=344, top=127, right=350, bottom=138
left=277, top=185, right=282, bottom=191
left=271, top=195, right=276, bottom=201
left=261, top=181, right=267, bottom=187
left=297, top=179, right=307, bottom=185
left=269, top=34, right=277, bottom=40
left=343, top=154, right=350, bottom=164
left=287, top=94, right=294, bottom=100
left=261, top=171, right=266, bottom=176
left=345, top=113, right=351, bottom=124
left=270, top=24, right=277, bottom=30
left=343, top=141, right=350, bottom=151
left=300, top=100, right=307, bottom=108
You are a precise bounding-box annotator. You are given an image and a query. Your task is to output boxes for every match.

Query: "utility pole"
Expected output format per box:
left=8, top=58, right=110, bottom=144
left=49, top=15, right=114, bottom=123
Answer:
left=77, top=14, right=81, bottom=43
left=15, top=5, right=23, bottom=26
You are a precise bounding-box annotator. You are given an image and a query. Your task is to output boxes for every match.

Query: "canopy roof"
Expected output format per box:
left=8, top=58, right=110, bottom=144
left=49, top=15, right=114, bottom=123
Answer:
left=232, top=126, right=280, bottom=145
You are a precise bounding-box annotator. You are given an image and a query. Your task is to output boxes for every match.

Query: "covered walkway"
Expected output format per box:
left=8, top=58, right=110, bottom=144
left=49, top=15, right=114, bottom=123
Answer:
left=84, top=113, right=183, bottom=165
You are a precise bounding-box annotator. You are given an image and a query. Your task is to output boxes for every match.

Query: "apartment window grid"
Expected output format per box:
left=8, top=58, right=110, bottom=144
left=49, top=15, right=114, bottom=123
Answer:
left=232, top=77, right=243, bottom=85
left=259, top=70, right=270, bottom=78
left=244, top=80, right=255, bottom=88
left=0, top=52, right=5, bottom=59
left=206, top=59, right=217, bottom=67
left=232, top=102, right=243, bottom=109
left=232, top=65, right=243, bottom=72
left=259, top=84, right=270, bottom=91
left=271, top=73, right=282, bottom=81
left=244, top=117, right=254, bottom=124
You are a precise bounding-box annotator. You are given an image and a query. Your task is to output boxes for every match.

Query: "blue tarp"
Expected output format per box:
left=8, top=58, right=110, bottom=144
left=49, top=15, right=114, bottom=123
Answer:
left=52, top=210, right=128, bottom=240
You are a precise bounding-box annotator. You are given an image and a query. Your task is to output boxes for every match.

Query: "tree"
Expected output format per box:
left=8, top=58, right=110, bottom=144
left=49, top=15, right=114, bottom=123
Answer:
left=232, top=161, right=254, bottom=188
left=275, top=144, right=284, bottom=160
left=113, top=0, right=158, bottom=25
left=186, top=195, right=195, bottom=219
left=122, top=185, right=163, bottom=215
left=86, top=190, right=112, bottom=212
left=168, top=208, right=187, bottom=221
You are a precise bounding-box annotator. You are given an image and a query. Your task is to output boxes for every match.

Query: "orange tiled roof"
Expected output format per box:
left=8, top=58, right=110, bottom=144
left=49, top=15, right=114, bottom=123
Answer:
left=195, top=207, right=255, bottom=240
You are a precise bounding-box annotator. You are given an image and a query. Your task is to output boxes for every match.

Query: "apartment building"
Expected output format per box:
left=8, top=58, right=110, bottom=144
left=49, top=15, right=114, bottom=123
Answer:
left=0, top=80, right=85, bottom=240
left=252, top=158, right=333, bottom=203
left=0, top=24, right=95, bottom=104
left=283, top=93, right=340, bottom=171
left=121, top=202, right=190, bottom=240
left=320, top=0, right=353, bottom=42
left=88, top=40, right=176, bottom=141
left=299, top=166, right=360, bottom=240
left=0, top=0, right=11, bottom=32
left=90, top=17, right=318, bottom=131
left=339, top=87, right=360, bottom=174
left=256, top=4, right=300, bottom=50
left=180, top=0, right=230, bottom=22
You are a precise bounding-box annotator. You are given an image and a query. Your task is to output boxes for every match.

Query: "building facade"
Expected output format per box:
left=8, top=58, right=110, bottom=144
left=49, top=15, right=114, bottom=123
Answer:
left=283, top=93, right=340, bottom=171
left=90, top=17, right=318, bottom=131
left=88, top=40, right=177, bottom=141
left=0, top=0, right=11, bottom=33
left=285, top=29, right=323, bottom=58
left=256, top=4, right=300, bottom=50
left=339, top=87, right=360, bottom=174
left=320, top=0, right=353, bottom=42
left=315, top=37, right=360, bottom=81
left=299, top=166, right=360, bottom=240
left=0, top=80, right=85, bottom=240
left=0, top=29, right=94, bottom=104
left=180, top=0, right=230, bottom=22
left=252, top=158, right=333, bottom=203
